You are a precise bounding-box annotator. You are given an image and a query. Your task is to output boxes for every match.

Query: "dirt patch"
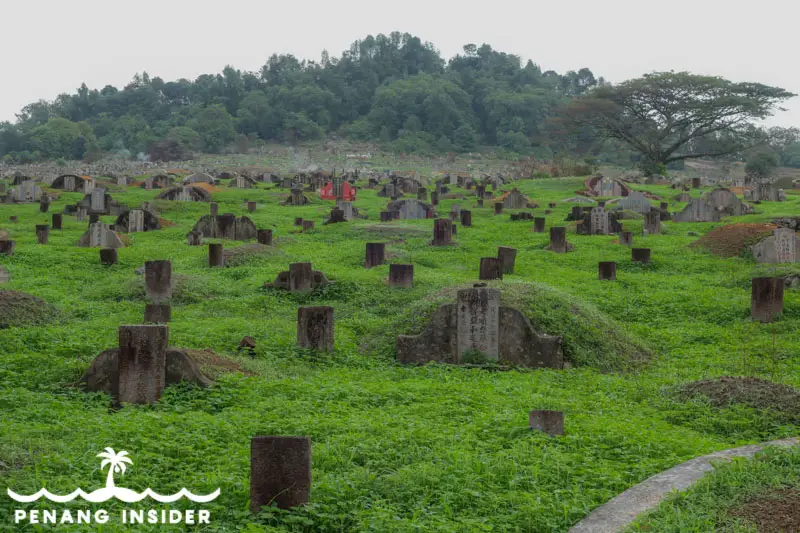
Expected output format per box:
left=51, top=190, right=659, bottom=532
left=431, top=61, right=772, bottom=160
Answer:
left=678, top=376, right=800, bottom=422
left=222, top=243, right=279, bottom=266
left=691, top=223, right=776, bottom=258
left=729, top=488, right=800, bottom=532
left=190, top=182, right=221, bottom=193
left=357, top=225, right=428, bottom=239
left=185, top=349, right=254, bottom=378
left=0, top=290, right=57, bottom=328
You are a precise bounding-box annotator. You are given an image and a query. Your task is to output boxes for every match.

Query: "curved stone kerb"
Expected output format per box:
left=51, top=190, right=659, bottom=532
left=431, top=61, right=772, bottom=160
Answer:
left=568, top=437, right=799, bottom=533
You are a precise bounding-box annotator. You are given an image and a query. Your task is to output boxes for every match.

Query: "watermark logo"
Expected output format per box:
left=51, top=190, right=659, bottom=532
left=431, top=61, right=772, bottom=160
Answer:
left=8, top=448, right=220, bottom=525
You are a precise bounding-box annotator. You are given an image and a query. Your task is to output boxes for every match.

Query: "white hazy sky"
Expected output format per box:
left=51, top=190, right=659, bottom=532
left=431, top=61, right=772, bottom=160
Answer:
left=2, top=0, right=797, bottom=127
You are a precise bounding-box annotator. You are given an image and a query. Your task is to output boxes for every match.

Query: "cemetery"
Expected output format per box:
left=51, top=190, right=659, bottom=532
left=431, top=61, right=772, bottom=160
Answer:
left=0, top=160, right=798, bottom=532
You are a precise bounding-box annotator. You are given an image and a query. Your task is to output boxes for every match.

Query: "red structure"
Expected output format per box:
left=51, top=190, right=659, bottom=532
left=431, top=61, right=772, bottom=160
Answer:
left=319, top=179, right=357, bottom=201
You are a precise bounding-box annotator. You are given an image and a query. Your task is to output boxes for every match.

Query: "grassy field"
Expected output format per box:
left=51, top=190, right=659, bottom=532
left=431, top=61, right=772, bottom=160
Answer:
left=0, top=167, right=798, bottom=532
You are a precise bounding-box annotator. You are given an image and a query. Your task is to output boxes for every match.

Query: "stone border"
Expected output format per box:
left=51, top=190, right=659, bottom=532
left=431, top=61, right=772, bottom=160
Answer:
left=568, top=437, right=799, bottom=533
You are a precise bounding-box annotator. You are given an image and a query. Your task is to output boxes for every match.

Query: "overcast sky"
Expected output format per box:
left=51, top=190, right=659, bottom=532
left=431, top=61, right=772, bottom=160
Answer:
left=2, top=0, right=797, bottom=127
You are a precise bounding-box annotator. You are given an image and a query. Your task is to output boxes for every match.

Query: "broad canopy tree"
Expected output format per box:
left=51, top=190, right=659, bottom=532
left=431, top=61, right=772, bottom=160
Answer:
left=558, top=72, right=795, bottom=174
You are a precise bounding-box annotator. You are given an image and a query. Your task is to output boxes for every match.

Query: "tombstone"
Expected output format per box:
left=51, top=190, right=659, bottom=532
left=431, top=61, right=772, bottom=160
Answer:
left=39, top=198, right=50, bottom=213
left=529, top=410, right=564, bottom=436
left=208, top=243, right=224, bottom=267
left=450, top=204, right=461, bottom=220
left=533, top=218, right=546, bottom=233
left=618, top=191, right=651, bottom=214
left=145, top=260, right=172, bottom=302
left=35, top=224, right=49, bottom=244
left=619, top=231, right=633, bottom=246
left=302, top=220, right=315, bottom=232
left=0, top=265, right=9, bottom=284
left=430, top=191, right=439, bottom=206
left=144, top=304, right=171, bottom=323
left=365, top=243, right=385, bottom=268
left=100, top=248, right=118, bottom=265
left=117, top=176, right=128, bottom=187
left=774, top=228, right=797, bottom=263
left=674, top=198, right=719, bottom=223
left=751, top=277, right=784, bottom=323
left=0, top=240, right=15, bottom=256
left=494, top=203, right=503, bottom=215
left=548, top=202, right=557, bottom=209
left=589, top=207, right=610, bottom=235
left=388, top=264, right=414, bottom=288
left=210, top=202, right=219, bottom=217
left=128, top=209, right=145, bottom=233
left=497, top=247, right=517, bottom=274
left=116, top=325, right=168, bottom=405
left=79, top=223, right=124, bottom=248
left=89, top=214, right=100, bottom=224
left=257, top=229, right=273, bottom=245
left=569, top=206, right=583, bottom=221
left=457, top=287, right=500, bottom=360
left=476, top=184, right=486, bottom=198
left=187, top=231, right=203, bottom=246
left=432, top=219, right=453, bottom=246
left=52, top=213, right=62, bottom=230
left=643, top=211, right=661, bottom=234
left=380, top=211, right=393, bottom=222
left=90, top=188, right=106, bottom=213
left=297, top=306, right=334, bottom=351
left=549, top=227, right=568, bottom=253
left=632, top=248, right=651, bottom=264
left=289, top=262, right=313, bottom=292
left=478, top=257, right=502, bottom=281
left=660, top=202, right=668, bottom=210
left=336, top=200, right=354, bottom=220
left=417, top=187, right=428, bottom=201
left=294, top=217, right=303, bottom=226
left=598, top=261, right=616, bottom=280
left=250, top=436, right=311, bottom=512
left=460, top=210, right=472, bottom=227
left=9, top=216, right=17, bottom=223
left=328, top=208, right=346, bottom=223
left=247, top=201, right=256, bottom=213
left=76, top=207, right=87, bottom=221
left=691, top=177, right=701, bottom=189
left=477, top=198, right=484, bottom=208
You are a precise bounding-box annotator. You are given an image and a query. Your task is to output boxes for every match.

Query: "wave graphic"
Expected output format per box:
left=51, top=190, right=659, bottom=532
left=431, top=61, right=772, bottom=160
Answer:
left=7, top=486, right=221, bottom=504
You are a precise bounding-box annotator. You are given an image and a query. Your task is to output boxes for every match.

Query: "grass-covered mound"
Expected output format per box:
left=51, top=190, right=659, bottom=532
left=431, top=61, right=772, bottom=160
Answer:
left=373, top=280, right=651, bottom=371
left=627, top=447, right=800, bottom=532
left=691, top=223, right=775, bottom=258
left=678, top=376, right=800, bottom=424
left=0, top=290, right=57, bottom=329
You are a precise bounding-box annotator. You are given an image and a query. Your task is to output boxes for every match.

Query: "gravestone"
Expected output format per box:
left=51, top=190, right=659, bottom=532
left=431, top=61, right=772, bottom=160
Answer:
left=460, top=210, right=472, bottom=227
left=52, top=213, right=62, bottom=230
left=250, top=436, right=311, bottom=512
left=336, top=200, right=354, bottom=220
left=673, top=198, right=719, bottom=223
left=302, top=220, right=315, bottom=232
left=632, top=248, right=651, bottom=264
left=187, top=231, right=203, bottom=246
left=128, top=209, right=145, bottom=233
left=549, top=227, right=568, bottom=253
left=456, top=287, right=500, bottom=360
left=430, top=191, right=439, bottom=206
left=589, top=207, right=610, bottom=235
left=100, top=248, right=118, bottom=265
left=533, top=218, right=546, bottom=233
left=643, top=211, right=661, bottom=234
left=257, top=229, right=273, bottom=245
left=479, top=258, right=503, bottom=280
left=328, top=208, right=346, bottom=224
left=192, top=214, right=257, bottom=241
left=365, top=243, right=385, bottom=268
left=247, top=201, right=256, bottom=213
left=35, top=225, right=49, bottom=244
left=210, top=202, right=219, bottom=216
left=497, top=247, right=517, bottom=274
left=569, top=206, right=583, bottom=221
left=417, top=188, right=428, bottom=201
left=290, top=262, right=313, bottom=292
left=144, top=304, right=171, bottom=323
left=380, top=211, right=393, bottom=222
left=450, top=204, right=461, bottom=220
left=619, top=231, right=633, bottom=246
left=494, top=203, right=503, bottom=215
left=598, top=261, right=616, bottom=280
left=89, top=214, right=100, bottom=224
left=297, top=306, right=334, bottom=351
left=388, top=264, right=413, bottom=288
left=0, top=266, right=9, bottom=283
left=751, top=277, right=784, bottom=322
left=39, top=197, right=50, bottom=213
left=0, top=240, right=15, bottom=256
left=78, top=223, right=124, bottom=248
left=618, top=191, right=651, bottom=213
left=76, top=207, right=87, bottom=221
left=691, top=177, right=701, bottom=188
left=432, top=219, right=453, bottom=246
left=208, top=243, right=224, bottom=267
left=145, top=260, right=172, bottom=302
left=90, top=188, right=106, bottom=213
left=774, top=228, right=797, bottom=263
left=529, top=410, right=564, bottom=436
left=116, top=325, right=168, bottom=405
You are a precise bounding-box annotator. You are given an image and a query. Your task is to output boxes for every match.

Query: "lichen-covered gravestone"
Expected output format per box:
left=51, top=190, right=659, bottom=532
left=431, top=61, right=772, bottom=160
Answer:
left=456, top=287, right=500, bottom=360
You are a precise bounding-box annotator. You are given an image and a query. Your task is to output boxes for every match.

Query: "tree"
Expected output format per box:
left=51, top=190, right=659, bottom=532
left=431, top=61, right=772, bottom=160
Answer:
left=558, top=72, right=795, bottom=174
left=188, top=104, right=236, bottom=152
left=745, top=152, right=779, bottom=182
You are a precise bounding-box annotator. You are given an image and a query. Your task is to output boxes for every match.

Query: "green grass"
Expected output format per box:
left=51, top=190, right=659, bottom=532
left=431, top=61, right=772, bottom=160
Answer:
left=626, top=446, right=800, bottom=532
left=0, top=168, right=798, bottom=532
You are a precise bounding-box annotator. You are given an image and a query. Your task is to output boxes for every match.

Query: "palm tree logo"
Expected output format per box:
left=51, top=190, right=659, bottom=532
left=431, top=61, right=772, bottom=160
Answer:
left=97, top=448, right=132, bottom=490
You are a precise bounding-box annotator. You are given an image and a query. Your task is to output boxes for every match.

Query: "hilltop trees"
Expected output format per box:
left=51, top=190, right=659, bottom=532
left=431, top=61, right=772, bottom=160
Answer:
left=558, top=72, right=795, bottom=174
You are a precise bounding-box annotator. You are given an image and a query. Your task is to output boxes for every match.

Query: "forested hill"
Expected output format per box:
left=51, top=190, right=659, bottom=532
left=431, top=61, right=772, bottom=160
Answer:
left=0, top=32, right=603, bottom=163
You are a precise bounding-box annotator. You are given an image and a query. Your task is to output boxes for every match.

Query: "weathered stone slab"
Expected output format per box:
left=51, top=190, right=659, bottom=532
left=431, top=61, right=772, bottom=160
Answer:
left=456, top=288, right=500, bottom=360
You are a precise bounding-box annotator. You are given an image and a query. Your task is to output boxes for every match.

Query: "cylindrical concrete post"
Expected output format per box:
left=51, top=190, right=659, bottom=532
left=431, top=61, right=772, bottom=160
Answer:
left=250, top=436, right=311, bottom=512
left=208, top=243, right=224, bottom=267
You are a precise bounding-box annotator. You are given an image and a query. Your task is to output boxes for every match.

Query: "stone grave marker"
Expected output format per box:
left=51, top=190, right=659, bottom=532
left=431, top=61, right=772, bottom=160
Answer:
left=365, top=243, right=385, bottom=268
left=116, top=325, right=168, bottom=405
left=529, top=410, right=564, bottom=436
left=497, top=247, right=517, bottom=274
left=208, top=243, right=224, bottom=267
left=250, top=436, right=311, bottom=512
left=145, top=260, right=172, bottom=302
left=456, top=287, right=500, bottom=360
left=297, top=306, right=334, bottom=351
left=751, top=277, right=784, bottom=322
left=432, top=219, right=453, bottom=246
left=388, top=264, right=413, bottom=288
